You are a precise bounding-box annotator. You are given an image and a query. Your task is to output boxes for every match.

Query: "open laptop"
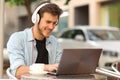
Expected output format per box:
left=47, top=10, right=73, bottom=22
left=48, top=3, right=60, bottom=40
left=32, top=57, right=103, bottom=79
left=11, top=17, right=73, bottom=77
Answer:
left=49, top=48, right=102, bottom=77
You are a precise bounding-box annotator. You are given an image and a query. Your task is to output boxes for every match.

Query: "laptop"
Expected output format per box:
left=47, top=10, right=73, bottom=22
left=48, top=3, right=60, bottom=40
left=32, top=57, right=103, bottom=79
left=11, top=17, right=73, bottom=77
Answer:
left=49, top=48, right=102, bottom=77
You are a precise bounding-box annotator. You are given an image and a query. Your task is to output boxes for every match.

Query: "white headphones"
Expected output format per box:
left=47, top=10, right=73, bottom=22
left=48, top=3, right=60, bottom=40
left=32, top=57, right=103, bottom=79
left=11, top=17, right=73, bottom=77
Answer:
left=31, top=3, right=49, bottom=24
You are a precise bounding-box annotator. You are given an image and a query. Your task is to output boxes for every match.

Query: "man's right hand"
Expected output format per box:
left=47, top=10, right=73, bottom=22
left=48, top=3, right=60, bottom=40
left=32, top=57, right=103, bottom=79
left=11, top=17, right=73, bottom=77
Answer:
left=44, top=63, right=59, bottom=72
left=16, top=65, right=29, bottom=79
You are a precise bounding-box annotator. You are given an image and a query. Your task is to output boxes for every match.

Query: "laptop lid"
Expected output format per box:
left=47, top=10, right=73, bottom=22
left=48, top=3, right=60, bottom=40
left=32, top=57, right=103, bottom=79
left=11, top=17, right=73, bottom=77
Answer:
left=56, top=48, right=102, bottom=75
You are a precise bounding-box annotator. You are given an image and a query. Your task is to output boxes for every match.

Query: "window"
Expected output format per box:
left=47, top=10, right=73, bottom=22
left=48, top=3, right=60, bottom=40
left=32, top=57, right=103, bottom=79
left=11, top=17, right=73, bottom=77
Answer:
left=60, top=29, right=85, bottom=40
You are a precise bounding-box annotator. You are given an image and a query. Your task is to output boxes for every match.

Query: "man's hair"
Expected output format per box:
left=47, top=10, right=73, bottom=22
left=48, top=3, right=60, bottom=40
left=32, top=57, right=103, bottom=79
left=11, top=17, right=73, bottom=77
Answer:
left=38, top=2, right=63, bottom=19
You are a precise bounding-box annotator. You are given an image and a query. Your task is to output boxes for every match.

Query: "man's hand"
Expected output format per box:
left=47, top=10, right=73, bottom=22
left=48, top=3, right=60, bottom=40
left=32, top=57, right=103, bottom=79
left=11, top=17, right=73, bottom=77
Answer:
left=16, top=66, right=29, bottom=79
left=44, top=63, right=59, bottom=72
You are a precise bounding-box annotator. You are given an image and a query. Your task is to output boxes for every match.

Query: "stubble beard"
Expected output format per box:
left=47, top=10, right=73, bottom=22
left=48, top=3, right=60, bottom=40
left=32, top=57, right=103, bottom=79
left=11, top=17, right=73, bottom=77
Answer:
left=37, top=25, right=45, bottom=38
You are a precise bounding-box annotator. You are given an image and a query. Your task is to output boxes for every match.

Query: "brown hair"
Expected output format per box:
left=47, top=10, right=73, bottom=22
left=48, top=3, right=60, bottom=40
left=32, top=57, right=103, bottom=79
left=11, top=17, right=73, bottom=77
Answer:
left=38, top=2, right=63, bottom=19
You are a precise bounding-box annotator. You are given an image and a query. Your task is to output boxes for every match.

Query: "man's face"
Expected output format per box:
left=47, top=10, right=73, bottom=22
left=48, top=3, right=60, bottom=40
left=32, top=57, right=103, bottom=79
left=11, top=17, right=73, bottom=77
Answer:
left=38, top=12, right=58, bottom=37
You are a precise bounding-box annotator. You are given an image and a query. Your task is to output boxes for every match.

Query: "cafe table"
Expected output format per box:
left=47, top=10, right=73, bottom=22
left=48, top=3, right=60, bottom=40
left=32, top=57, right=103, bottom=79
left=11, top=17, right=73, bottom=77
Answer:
left=20, top=73, right=113, bottom=80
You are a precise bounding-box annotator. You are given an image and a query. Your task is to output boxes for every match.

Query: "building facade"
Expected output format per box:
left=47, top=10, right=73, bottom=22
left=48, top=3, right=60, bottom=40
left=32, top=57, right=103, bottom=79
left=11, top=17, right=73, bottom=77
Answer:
left=66, top=0, right=118, bottom=27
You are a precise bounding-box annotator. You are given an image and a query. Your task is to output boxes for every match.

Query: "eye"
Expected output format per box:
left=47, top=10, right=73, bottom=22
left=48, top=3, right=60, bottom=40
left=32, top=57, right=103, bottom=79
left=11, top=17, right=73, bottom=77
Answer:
left=46, top=20, right=57, bottom=26
left=53, top=22, right=58, bottom=25
left=46, top=21, right=51, bottom=24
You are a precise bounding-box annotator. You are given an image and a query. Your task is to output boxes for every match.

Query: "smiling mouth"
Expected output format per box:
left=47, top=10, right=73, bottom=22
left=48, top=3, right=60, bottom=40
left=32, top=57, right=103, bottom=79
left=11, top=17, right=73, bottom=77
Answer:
left=45, top=30, right=52, bottom=35
left=46, top=28, right=52, bottom=33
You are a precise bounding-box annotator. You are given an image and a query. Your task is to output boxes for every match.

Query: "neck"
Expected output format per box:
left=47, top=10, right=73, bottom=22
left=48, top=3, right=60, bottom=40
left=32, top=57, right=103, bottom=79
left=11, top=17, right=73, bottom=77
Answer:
left=32, top=25, right=44, bottom=40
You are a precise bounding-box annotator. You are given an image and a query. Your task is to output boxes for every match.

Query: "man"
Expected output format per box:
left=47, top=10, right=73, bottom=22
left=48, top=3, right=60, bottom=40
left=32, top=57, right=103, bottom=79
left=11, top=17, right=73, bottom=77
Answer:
left=7, top=2, right=63, bottom=79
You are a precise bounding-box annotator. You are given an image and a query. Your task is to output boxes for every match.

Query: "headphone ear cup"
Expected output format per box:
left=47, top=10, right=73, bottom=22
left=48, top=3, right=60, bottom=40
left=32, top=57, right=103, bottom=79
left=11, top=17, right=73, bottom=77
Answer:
left=31, top=14, right=36, bottom=24
left=31, top=3, right=49, bottom=24
left=31, top=13, right=40, bottom=24
left=36, top=13, right=40, bottom=24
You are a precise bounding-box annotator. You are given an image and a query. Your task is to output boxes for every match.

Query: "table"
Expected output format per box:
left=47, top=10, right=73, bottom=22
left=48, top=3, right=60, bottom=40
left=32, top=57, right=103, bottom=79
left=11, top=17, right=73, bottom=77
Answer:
left=21, top=73, right=110, bottom=80
left=21, top=62, right=120, bottom=80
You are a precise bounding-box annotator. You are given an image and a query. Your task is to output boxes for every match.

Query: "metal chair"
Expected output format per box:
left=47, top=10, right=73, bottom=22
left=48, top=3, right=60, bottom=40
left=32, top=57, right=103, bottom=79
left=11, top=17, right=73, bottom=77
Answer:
left=111, top=61, right=120, bottom=74
left=6, top=68, right=18, bottom=80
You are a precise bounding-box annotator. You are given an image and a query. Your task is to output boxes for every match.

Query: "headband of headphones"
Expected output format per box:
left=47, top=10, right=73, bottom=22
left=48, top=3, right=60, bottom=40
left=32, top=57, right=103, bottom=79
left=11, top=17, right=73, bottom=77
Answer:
left=31, top=3, right=49, bottom=24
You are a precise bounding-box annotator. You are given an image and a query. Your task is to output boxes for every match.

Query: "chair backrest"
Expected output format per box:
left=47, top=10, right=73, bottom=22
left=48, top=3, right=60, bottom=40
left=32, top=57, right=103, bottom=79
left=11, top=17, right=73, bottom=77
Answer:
left=6, top=68, right=18, bottom=80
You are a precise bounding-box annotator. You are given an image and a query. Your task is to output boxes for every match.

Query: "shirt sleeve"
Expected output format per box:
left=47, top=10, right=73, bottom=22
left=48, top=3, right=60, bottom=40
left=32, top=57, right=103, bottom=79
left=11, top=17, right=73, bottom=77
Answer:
left=7, top=32, right=25, bottom=76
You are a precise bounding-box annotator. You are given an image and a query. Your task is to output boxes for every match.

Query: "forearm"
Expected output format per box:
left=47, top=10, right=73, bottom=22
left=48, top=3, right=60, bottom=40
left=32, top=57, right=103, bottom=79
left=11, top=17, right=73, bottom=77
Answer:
left=15, top=63, right=59, bottom=79
left=15, top=65, right=30, bottom=79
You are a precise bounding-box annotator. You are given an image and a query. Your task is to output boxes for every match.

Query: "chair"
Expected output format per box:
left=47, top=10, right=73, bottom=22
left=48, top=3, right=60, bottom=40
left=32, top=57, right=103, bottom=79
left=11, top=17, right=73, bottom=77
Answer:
left=111, top=61, right=120, bottom=74
left=6, top=68, right=18, bottom=80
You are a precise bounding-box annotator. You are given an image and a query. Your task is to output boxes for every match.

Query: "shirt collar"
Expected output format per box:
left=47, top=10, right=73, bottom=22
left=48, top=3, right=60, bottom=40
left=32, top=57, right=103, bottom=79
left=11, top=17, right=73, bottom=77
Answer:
left=26, top=28, right=52, bottom=44
left=27, top=28, right=34, bottom=42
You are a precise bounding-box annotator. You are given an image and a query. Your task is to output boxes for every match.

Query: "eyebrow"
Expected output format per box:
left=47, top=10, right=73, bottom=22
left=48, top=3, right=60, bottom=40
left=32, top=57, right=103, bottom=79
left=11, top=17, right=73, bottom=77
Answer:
left=46, top=20, right=58, bottom=25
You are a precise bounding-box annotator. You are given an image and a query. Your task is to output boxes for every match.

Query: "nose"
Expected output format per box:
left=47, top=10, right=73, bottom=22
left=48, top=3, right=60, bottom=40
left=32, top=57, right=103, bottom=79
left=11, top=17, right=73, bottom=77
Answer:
left=49, top=23, right=56, bottom=29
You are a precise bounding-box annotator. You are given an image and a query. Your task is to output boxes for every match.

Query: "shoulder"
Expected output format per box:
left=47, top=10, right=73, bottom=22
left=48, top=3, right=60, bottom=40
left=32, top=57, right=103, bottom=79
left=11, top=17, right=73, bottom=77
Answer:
left=46, top=35, right=58, bottom=44
left=49, top=35, right=58, bottom=41
left=9, top=28, right=31, bottom=41
left=10, top=31, right=24, bottom=39
left=10, top=28, right=31, bottom=37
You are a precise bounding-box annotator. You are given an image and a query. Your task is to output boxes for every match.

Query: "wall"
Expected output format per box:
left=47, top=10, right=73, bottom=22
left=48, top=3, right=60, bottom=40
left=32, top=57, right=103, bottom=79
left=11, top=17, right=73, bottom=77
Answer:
left=69, top=0, right=110, bottom=27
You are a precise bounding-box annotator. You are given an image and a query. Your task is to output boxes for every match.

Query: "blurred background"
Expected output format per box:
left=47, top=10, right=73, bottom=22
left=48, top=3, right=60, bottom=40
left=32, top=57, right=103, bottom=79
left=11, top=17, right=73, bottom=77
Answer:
left=1, top=0, right=120, bottom=78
